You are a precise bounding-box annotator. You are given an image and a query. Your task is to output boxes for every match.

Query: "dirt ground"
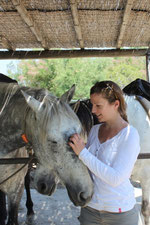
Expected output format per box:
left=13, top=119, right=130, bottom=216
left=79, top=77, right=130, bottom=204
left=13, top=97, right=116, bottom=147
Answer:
left=18, top=186, right=144, bottom=225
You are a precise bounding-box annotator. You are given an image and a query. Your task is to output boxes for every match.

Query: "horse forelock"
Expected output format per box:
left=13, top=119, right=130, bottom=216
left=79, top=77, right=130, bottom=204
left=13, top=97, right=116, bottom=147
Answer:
left=40, top=96, right=81, bottom=135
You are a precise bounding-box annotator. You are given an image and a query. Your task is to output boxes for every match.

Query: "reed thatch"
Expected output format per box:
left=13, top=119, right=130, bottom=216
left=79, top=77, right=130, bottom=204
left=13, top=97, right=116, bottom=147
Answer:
left=0, top=0, right=150, bottom=58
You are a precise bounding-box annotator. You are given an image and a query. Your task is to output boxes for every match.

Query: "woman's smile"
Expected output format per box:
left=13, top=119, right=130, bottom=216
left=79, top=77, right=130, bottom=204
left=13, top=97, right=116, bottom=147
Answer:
left=97, top=114, right=102, bottom=119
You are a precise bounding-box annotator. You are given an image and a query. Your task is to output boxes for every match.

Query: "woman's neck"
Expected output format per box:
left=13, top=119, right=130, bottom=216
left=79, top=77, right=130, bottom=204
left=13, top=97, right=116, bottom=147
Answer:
left=103, top=116, right=128, bottom=131
left=99, top=118, right=128, bottom=144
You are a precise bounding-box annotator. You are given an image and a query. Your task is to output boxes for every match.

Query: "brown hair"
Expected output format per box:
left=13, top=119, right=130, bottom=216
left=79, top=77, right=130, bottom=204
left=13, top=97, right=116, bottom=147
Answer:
left=90, top=80, right=128, bottom=122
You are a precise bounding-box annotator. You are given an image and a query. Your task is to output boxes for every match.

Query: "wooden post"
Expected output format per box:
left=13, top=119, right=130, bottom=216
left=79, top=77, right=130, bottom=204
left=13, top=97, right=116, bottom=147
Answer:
left=146, top=51, right=150, bottom=82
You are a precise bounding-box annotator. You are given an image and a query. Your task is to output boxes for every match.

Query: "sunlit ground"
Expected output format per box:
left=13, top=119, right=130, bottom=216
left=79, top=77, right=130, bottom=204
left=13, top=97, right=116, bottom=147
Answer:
left=18, top=187, right=80, bottom=225
left=17, top=186, right=144, bottom=225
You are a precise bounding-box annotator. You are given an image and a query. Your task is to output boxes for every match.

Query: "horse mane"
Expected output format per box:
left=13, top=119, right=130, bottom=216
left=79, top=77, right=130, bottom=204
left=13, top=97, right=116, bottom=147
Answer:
left=75, top=100, right=94, bottom=136
left=70, top=99, right=99, bottom=140
left=0, top=83, right=19, bottom=115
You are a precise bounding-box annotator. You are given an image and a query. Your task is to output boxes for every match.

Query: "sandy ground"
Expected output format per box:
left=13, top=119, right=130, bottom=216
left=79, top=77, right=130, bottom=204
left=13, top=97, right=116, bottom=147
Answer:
left=17, top=186, right=145, bottom=225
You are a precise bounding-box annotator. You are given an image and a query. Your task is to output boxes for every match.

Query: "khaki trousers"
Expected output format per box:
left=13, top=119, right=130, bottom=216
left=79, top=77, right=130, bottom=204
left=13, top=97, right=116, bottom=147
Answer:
left=78, top=205, right=142, bottom=225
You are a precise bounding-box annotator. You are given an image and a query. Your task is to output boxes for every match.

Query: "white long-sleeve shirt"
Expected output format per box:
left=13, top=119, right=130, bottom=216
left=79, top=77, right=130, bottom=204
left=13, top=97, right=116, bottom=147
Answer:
left=79, top=124, right=140, bottom=212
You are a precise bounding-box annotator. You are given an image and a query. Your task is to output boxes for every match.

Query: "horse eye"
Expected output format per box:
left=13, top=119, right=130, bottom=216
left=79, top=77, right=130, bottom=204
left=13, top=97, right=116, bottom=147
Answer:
left=48, top=139, right=57, bottom=144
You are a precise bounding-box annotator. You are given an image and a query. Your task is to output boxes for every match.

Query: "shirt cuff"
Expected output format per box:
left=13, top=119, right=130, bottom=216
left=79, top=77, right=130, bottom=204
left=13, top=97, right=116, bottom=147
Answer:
left=79, top=147, right=89, bottom=160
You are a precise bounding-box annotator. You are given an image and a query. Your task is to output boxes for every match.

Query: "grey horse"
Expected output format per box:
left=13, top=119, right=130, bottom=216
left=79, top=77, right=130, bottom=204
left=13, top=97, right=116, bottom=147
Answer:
left=0, top=83, right=93, bottom=225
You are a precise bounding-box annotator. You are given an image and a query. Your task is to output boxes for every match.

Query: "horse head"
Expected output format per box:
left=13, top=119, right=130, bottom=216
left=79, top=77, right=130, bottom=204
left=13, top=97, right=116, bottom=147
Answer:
left=30, top=165, right=59, bottom=196
left=21, top=85, right=93, bottom=206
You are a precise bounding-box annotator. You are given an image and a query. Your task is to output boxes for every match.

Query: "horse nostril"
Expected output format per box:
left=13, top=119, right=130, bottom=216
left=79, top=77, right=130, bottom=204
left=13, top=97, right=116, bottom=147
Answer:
left=78, top=192, right=87, bottom=203
left=39, top=182, right=47, bottom=193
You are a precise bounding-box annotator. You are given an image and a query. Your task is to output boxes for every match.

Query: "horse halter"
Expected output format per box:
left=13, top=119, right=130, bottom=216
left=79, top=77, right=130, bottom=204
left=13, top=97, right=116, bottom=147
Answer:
left=22, top=134, right=28, bottom=143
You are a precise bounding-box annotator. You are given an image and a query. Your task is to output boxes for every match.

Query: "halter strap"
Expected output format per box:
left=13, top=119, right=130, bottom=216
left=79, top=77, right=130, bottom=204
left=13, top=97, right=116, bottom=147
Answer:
left=21, top=134, right=28, bottom=143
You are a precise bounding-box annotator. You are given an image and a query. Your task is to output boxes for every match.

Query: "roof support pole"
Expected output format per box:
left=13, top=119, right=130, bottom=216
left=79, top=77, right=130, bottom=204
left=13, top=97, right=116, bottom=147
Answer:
left=146, top=52, right=150, bottom=82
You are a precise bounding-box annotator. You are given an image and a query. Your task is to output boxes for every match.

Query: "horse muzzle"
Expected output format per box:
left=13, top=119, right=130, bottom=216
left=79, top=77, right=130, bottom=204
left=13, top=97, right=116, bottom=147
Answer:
left=66, top=184, right=93, bottom=207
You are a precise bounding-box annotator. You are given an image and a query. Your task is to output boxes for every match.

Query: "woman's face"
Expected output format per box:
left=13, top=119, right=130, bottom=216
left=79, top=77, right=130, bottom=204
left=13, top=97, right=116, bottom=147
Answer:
left=90, top=93, right=119, bottom=123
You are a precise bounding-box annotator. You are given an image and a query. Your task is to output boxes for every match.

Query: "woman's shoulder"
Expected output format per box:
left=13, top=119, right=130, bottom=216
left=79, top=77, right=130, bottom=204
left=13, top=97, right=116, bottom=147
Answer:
left=122, top=124, right=140, bottom=140
left=119, top=124, right=140, bottom=154
left=127, top=124, right=139, bottom=133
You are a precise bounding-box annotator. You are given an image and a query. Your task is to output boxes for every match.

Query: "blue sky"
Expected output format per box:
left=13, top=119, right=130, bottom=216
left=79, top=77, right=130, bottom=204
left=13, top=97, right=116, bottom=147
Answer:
left=0, top=60, right=19, bottom=75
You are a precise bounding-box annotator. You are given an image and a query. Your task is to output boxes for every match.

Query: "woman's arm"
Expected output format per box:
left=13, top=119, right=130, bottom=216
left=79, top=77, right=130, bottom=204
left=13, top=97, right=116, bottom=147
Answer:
left=79, top=128, right=140, bottom=187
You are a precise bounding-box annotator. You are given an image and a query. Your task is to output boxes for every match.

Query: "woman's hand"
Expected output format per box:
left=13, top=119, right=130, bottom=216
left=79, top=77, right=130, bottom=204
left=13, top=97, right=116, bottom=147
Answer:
left=68, top=133, right=85, bottom=156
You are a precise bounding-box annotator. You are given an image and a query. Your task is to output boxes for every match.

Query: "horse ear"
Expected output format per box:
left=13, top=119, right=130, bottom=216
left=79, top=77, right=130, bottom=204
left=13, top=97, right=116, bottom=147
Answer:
left=21, top=90, right=41, bottom=113
left=60, top=84, right=75, bottom=103
left=71, top=100, right=80, bottom=113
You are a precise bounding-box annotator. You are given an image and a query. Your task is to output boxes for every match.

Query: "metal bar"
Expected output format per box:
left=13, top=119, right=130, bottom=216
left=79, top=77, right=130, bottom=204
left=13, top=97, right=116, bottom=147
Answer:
left=146, top=54, right=150, bottom=82
left=0, top=153, right=149, bottom=165
left=0, top=157, right=37, bottom=164
left=138, top=153, right=150, bottom=159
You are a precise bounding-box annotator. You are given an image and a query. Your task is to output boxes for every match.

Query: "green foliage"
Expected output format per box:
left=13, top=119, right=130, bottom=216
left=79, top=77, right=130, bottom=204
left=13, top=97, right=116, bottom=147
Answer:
left=102, top=57, right=146, bottom=88
left=7, top=56, right=146, bottom=99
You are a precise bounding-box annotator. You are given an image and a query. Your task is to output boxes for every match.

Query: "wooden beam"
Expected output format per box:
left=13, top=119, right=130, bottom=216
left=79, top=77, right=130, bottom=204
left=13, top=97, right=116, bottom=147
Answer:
left=117, top=0, right=133, bottom=48
left=11, top=0, right=49, bottom=49
left=69, top=0, right=84, bottom=49
left=0, top=49, right=148, bottom=60
left=0, top=35, right=15, bottom=50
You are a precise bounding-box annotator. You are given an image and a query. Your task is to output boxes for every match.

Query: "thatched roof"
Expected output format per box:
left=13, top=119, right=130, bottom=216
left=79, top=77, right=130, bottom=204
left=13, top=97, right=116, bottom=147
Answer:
left=0, top=0, right=150, bottom=59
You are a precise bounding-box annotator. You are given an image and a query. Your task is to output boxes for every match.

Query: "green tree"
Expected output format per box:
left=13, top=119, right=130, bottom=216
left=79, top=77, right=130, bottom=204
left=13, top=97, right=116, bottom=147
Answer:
left=7, top=57, right=146, bottom=99
left=103, top=57, right=146, bottom=88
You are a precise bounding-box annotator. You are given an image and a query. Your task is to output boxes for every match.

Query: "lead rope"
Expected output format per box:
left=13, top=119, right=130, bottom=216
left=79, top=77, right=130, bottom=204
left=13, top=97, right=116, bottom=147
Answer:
left=0, top=154, right=34, bottom=186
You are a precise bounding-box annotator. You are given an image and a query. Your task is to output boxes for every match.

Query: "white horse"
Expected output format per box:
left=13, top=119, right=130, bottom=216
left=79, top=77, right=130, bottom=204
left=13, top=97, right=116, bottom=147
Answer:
left=0, top=83, right=94, bottom=225
left=125, top=95, right=150, bottom=225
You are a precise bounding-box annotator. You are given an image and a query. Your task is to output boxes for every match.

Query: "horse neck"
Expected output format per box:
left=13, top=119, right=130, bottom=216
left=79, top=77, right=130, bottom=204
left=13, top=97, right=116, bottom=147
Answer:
left=0, top=90, right=27, bottom=152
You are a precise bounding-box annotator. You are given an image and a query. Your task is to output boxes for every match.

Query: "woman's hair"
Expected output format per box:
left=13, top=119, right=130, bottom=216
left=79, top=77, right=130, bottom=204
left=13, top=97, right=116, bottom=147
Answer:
left=90, top=80, right=128, bottom=122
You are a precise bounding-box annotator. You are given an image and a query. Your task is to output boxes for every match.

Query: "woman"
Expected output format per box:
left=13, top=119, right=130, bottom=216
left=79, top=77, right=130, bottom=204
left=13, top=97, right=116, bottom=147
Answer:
left=69, top=81, right=140, bottom=225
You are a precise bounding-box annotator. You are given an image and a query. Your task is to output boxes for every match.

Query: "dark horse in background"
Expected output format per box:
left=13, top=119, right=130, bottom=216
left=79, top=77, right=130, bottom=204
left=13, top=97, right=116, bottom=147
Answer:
left=0, top=74, right=93, bottom=225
